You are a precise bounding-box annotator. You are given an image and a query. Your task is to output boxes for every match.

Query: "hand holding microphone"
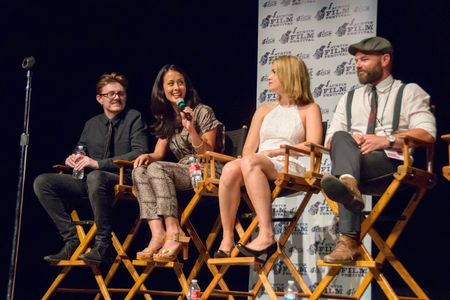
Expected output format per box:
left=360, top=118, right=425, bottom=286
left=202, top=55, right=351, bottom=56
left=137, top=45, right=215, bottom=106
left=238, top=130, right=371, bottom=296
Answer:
left=175, top=98, right=192, bottom=121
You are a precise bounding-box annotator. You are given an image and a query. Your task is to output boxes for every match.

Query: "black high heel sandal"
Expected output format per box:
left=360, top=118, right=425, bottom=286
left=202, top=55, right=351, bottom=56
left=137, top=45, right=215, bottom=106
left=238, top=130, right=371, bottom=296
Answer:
left=235, top=242, right=277, bottom=259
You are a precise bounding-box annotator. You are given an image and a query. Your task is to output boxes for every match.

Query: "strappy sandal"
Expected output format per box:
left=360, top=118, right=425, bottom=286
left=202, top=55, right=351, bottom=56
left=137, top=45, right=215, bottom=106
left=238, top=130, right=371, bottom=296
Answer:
left=153, top=232, right=190, bottom=262
left=136, top=235, right=165, bottom=260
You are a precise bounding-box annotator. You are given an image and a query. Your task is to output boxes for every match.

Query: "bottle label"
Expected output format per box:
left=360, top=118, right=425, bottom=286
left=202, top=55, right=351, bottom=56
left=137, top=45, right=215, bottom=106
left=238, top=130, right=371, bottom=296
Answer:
left=284, top=292, right=296, bottom=300
left=190, top=290, right=200, bottom=298
left=188, top=164, right=200, bottom=173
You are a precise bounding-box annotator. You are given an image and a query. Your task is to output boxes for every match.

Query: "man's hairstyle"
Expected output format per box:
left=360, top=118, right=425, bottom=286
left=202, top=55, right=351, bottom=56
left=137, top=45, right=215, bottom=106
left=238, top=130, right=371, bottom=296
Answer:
left=273, top=55, right=314, bottom=106
left=96, top=72, right=128, bottom=94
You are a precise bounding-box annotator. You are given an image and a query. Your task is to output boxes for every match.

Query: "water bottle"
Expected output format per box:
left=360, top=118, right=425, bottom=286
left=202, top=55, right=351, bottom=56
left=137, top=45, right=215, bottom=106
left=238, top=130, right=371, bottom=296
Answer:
left=284, top=280, right=298, bottom=300
left=188, top=279, right=201, bottom=300
left=188, top=156, right=202, bottom=189
left=72, top=145, right=86, bottom=180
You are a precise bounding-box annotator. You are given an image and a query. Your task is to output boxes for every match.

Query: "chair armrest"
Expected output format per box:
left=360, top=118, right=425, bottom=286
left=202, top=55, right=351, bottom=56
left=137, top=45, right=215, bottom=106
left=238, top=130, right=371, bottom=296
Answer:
left=403, top=135, right=434, bottom=149
left=402, top=135, right=434, bottom=173
left=280, top=143, right=326, bottom=174
left=442, top=134, right=450, bottom=143
left=280, top=144, right=310, bottom=156
left=304, top=142, right=330, bottom=155
left=52, top=164, right=71, bottom=173
left=202, top=151, right=238, bottom=163
left=113, top=159, right=134, bottom=186
left=113, top=159, right=134, bottom=168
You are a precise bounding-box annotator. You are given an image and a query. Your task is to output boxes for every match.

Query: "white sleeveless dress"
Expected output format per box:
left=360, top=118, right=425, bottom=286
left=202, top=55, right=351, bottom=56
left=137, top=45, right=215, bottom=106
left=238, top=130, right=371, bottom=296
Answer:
left=258, top=104, right=306, bottom=175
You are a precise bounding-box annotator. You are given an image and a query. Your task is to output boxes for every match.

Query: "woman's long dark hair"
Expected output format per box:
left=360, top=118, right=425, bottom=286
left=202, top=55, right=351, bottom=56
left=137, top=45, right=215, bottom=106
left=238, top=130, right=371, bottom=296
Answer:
left=150, top=64, right=202, bottom=138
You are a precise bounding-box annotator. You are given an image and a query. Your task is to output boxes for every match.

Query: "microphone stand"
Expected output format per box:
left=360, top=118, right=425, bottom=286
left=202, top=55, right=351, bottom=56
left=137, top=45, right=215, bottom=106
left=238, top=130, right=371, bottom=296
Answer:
left=6, top=56, right=35, bottom=300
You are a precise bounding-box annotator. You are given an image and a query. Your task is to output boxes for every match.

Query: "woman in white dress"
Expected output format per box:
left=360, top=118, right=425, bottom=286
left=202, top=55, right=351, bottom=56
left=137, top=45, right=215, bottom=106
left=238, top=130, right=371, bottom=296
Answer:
left=215, top=55, right=323, bottom=258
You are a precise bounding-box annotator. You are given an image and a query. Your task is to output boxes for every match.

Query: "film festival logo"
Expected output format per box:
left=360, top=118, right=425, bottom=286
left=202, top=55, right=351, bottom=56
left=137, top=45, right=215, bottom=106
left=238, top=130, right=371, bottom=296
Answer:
left=313, top=42, right=350, bottom=59
left=335, top=58, right=356, bottom=76
left=316, top=67, right=331, bottom=77
left=261, top=36, right=275, bottom=45
left=317, top=29, right=332, bottom=38
left=310, top=265, right=327, bottom=275
left=279, top=27, right=315, bottom=44
left=284, top=243, right=304, bottom=256
left=313, top=80, right=347, bottom=98
left=260, top=11, right=294, bottom=29
left=339, top=266, right=368, bottom=279
left=295, top=52, right=310, bottom=60
left=258, top=89, right=278, bottom=104
left=273, top=260, right=308, bottom=276
left=336, top=19, right=375, bottom=36
left=260, top=74, right=269, bottom=82
left=281, top=0, right=315, bottom=6
left=315, top=2, right=350, bottom=21
left=262, top=0, right=277, bottom=8
left=308, top=282, right=345, bottom=295
left=306, top=238, right=334, bottom=256
left=308, top=199, right=335, bottom=217
left=259, top=49, right=292, bottom=66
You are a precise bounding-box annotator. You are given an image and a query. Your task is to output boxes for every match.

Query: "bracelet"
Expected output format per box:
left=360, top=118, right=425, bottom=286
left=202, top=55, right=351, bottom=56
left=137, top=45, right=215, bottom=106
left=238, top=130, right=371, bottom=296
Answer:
left=192, top=140, right=204, bottom=149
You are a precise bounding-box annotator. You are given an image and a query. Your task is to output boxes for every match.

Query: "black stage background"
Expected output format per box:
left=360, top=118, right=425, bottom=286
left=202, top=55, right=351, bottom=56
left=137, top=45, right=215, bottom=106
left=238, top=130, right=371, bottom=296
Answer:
left=1, top=1, right=449, bottom=299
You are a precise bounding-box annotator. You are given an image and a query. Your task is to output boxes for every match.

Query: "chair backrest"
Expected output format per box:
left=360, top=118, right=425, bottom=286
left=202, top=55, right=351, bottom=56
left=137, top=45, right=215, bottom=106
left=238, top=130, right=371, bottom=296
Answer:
left=223, top=126, right=248, bottom=157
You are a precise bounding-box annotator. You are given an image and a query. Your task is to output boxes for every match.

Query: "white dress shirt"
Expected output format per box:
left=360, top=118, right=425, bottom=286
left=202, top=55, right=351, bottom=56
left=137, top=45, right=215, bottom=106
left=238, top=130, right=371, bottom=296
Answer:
left=325, top=75, right=436, bottom=146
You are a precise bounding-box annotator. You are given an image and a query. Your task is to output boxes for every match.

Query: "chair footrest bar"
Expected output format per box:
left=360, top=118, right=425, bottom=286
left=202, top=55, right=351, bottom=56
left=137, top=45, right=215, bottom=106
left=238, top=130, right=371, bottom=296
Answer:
left=72, top=220, right=95, bottom=225
left=55, top=287, right=130, bottom=294
left=212, top=289, right=254, bottom=297
left=317, top=259, right=377, bottom=268
left=52, top=260, right=90, bottom=266
left=319, top=293, right=358, bottom=299
left=208, top=257, right=261, bottom=266
left=136, top=289, right=185, bottom=297
left=132, top=259, right=183, bottom=268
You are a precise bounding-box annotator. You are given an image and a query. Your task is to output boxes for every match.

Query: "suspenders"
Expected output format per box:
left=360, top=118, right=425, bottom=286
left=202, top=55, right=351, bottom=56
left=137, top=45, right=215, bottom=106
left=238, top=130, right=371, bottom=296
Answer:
left=346, top=84, right=406, bottom=133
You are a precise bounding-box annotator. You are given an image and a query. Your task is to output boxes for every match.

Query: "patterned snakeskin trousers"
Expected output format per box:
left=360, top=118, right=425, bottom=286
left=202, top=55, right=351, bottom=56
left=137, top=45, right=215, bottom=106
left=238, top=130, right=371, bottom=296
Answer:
left=132, top=161, right=191, bottom=220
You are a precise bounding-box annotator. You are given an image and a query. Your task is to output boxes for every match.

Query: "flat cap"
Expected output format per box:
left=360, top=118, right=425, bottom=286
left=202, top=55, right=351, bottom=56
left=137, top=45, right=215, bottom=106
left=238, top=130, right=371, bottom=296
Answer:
left=348, top=36, right=393, bottom=55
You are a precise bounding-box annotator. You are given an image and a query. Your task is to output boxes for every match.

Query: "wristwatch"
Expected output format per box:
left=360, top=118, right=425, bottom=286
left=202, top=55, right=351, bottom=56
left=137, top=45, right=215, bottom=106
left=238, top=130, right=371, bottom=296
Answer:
left=387, top=135, right=396, bottom=147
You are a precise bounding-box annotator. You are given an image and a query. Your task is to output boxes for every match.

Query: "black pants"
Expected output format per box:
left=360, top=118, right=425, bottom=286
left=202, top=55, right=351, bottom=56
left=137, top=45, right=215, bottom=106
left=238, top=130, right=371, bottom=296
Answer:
left=330, top=131, right=399, bottom=235
left=34, top=170, right=129, bottom=244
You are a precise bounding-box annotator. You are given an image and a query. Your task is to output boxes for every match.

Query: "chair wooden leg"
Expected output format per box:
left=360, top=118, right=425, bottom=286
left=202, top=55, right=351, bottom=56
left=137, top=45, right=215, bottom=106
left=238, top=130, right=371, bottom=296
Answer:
left=42, top=266, right=73, bottom=300
left=124, top=265, right=155, bottom=300
left=91, top=265, right=112, bottom=300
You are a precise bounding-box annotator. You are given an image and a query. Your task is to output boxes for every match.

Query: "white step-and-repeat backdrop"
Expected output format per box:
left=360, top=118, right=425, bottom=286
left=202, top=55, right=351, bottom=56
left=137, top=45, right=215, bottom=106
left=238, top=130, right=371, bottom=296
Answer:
left=251, top=0, right=377, bottom=298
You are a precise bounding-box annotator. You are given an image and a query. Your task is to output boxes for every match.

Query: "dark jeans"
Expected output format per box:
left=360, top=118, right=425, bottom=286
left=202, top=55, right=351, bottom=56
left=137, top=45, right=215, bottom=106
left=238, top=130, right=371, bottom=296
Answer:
left=34, top=170, right=128, bottom=244
left=330, top=131, right=399, bottom=236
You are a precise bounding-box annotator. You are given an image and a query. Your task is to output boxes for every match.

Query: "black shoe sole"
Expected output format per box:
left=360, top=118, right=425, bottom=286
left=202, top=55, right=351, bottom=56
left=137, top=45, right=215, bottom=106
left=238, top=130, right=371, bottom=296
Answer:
left=235, top=242, right=277, bottom=259
left=321, top=176, right=364, bottom=211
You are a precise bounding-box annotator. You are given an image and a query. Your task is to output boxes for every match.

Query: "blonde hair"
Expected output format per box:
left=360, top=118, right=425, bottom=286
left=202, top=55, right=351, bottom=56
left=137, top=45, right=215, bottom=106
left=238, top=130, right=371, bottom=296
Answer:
left=272, top=55, right=314, bottom=105
left=96, top=72, right=128, bottom=94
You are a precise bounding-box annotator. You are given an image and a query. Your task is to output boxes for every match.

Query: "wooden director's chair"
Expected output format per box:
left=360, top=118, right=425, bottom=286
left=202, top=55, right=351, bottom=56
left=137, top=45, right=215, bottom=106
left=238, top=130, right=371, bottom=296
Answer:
left=42, top=163, right=148, bottom=300
left=442, top=134, right=450, bottom=181
left=124, top=126, right=249, bottom=299
left=311, top=135, right=436, bottom=300
left=202, top=141, right=327, bottom=299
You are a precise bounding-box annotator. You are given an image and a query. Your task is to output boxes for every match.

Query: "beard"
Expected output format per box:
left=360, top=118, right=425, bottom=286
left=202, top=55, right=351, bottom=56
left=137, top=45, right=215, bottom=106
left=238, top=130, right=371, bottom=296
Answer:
left=357, top=62, right=383, bottom=85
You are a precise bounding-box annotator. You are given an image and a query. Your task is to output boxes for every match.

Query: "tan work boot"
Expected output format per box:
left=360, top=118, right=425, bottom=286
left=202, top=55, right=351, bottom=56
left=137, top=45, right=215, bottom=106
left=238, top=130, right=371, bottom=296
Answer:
left=321, top=175, right=364, bottom=211
left=324, top=235, right=361, bottom=264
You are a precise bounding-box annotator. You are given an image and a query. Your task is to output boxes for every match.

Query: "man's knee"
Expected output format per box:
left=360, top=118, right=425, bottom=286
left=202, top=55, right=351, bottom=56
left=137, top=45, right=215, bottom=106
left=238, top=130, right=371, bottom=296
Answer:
left=331, top=131, right=358, bottom=149
left=33, top=173, right=55, bottom=197
left=86, top=171, right=115, bottom=192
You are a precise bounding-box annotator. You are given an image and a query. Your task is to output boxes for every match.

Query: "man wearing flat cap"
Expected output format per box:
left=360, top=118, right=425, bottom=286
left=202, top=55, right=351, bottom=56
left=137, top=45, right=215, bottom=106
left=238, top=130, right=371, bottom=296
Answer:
left=321, top=36, right=436, bottom=263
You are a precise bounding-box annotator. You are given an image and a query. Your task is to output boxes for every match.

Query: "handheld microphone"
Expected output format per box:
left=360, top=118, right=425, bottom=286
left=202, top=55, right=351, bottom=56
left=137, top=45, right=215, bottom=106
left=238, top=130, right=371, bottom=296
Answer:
left=175, top=98, right=192, bottom=121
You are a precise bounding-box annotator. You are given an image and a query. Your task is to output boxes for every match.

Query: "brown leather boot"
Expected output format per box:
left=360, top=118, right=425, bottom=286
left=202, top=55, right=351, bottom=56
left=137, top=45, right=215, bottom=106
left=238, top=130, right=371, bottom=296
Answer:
left=324, top=235, right=361, bottom=264
left=321, top=175, right=364, bottom=211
